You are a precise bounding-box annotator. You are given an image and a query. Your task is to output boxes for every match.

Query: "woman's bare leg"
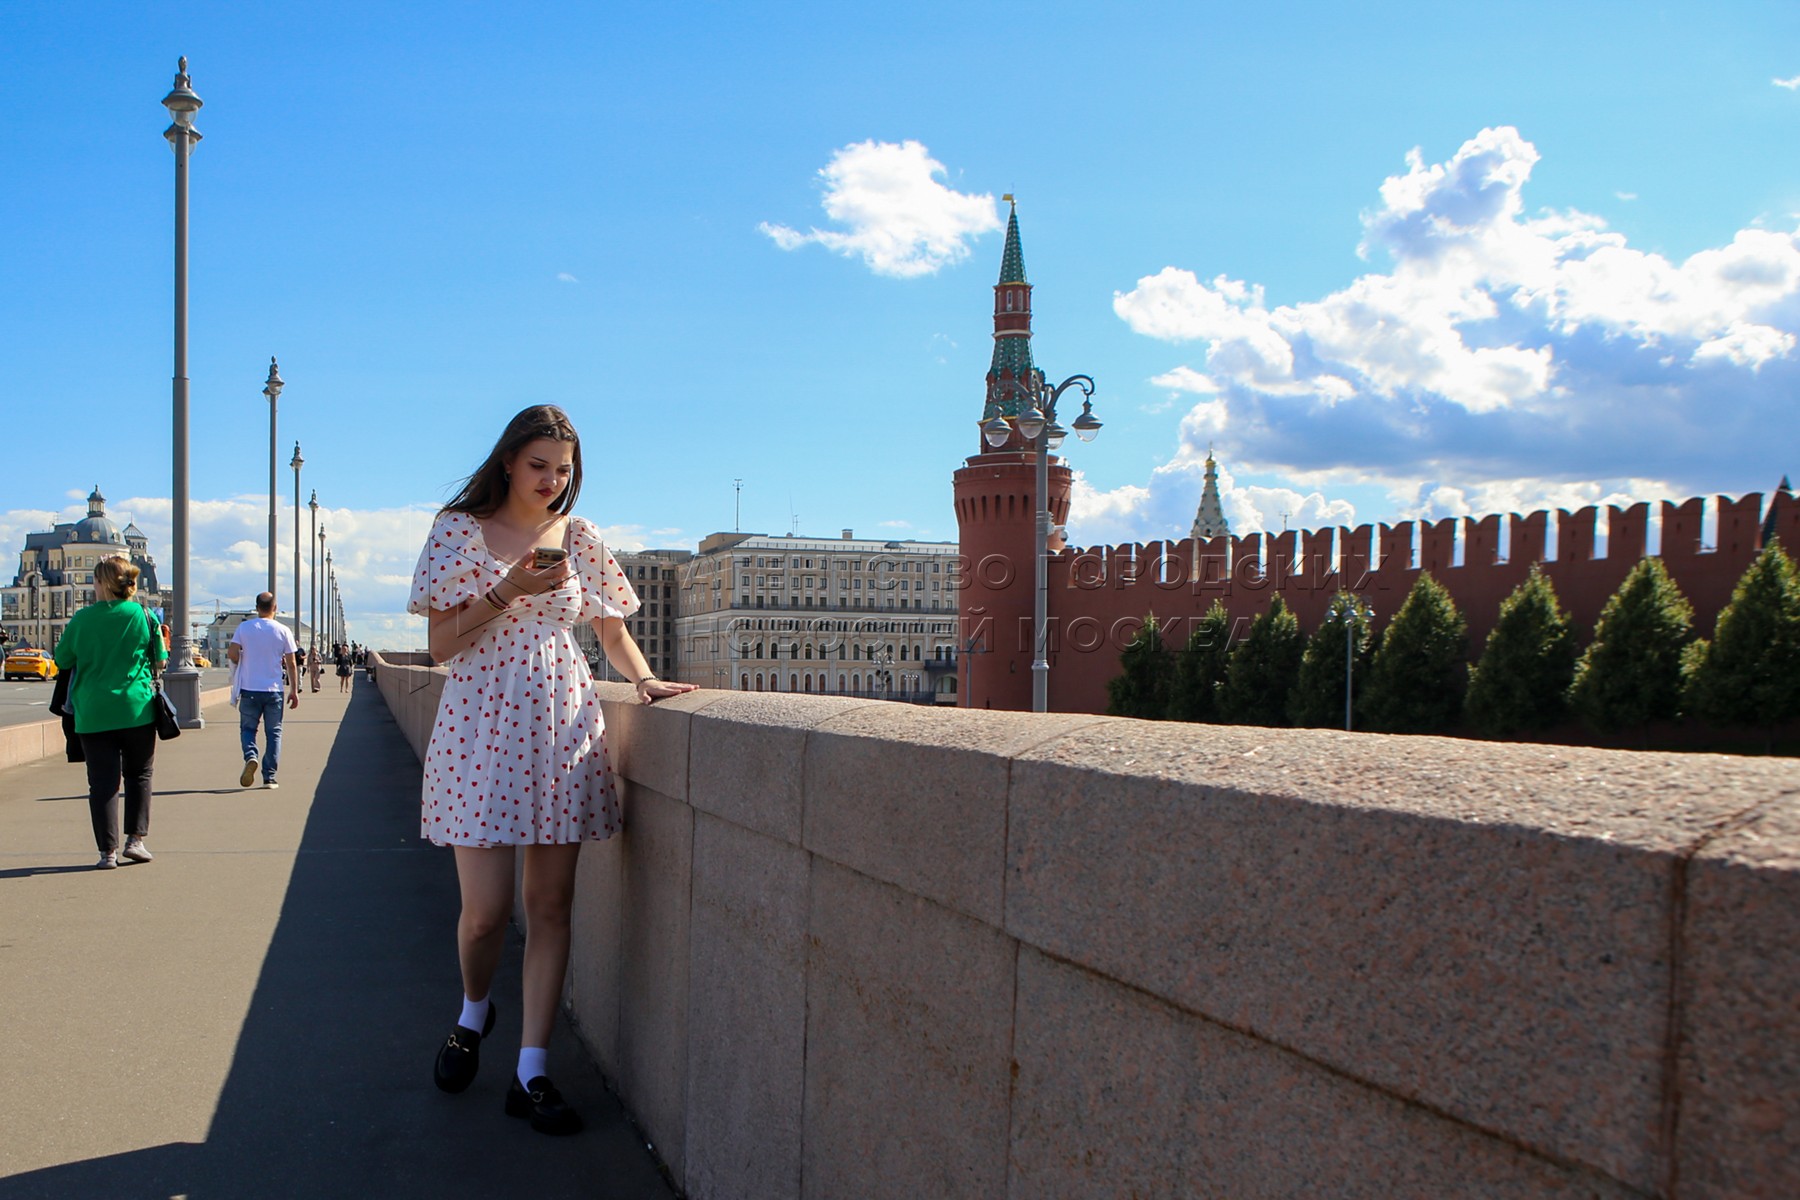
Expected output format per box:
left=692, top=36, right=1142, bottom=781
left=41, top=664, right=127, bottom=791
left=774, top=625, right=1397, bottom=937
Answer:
left=518, top=843, right=582, bottom=1050
left=453, top=846, right=516, bottom=1003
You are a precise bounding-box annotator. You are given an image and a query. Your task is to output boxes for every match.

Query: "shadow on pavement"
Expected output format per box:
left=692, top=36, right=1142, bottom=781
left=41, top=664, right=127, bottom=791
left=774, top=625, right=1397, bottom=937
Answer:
left=0, top=865, right=94, bottom=880
left=0, top=681, right=673, bottom=1200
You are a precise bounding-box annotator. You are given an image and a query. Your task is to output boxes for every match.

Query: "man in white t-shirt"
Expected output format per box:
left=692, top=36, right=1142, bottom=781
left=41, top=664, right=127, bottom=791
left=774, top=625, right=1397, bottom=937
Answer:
left=228, top=592, right=300, bottom=789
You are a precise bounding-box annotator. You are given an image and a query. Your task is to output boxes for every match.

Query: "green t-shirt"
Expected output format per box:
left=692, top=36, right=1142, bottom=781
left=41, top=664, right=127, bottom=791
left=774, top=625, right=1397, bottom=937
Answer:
left=53, top=600, right=167, bottom=735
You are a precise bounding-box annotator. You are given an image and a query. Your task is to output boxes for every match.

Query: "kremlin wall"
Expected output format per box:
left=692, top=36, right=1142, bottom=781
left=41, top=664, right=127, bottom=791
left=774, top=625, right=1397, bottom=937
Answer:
left=959, top=489, right=1789, bottom=714
left=955, top=204, right=1781, bottom=715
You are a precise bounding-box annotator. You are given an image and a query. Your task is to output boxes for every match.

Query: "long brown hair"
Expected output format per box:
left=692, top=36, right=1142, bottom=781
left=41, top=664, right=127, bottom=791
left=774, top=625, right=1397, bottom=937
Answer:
left=442, top=405, right=583, bottom=518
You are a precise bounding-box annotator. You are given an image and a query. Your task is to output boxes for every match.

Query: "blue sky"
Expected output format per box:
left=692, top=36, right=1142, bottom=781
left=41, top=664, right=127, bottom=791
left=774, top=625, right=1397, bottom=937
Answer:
left=2, top=1, right=1796, bottom=644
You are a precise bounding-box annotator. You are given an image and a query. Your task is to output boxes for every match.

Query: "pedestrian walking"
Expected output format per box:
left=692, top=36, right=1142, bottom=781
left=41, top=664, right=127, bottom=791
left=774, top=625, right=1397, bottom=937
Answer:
left=52, top=555, right=166, bottom=869
left=336, top=644, right=353, bottom=692
left=408, top=404, right=695, bottom=1135
left=228, top=592, right=300, bottom=789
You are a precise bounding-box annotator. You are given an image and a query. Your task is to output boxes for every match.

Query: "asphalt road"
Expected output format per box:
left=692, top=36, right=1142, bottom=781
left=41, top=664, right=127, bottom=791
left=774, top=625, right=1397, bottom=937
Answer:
left=0, top=667, right=233, bottom=729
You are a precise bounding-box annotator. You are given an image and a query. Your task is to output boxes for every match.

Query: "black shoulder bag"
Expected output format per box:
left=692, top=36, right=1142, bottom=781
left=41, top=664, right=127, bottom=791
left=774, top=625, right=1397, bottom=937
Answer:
left=146, top=607, right=181, bottom=740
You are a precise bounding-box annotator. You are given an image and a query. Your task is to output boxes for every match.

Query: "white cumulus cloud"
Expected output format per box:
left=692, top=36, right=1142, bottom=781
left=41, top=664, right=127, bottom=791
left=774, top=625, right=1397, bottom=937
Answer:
left=1774, top=75, right=1800, bottom=90
left=1098, top=126, right=1800, bottom=544
left=760, top=140, right=1002, bottom=278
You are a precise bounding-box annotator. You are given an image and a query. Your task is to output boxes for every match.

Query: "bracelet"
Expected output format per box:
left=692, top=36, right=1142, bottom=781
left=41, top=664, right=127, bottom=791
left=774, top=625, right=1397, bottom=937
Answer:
left=635, top=675, right=658, bottom=686
left=484, top=587, right=508, bottom=611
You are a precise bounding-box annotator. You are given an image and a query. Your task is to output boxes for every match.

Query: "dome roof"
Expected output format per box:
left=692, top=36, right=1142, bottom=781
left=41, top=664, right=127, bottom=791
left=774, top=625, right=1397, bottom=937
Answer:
left=72, top=483, right=124, bottom=544
left=73, top=515, right=124, bottom=544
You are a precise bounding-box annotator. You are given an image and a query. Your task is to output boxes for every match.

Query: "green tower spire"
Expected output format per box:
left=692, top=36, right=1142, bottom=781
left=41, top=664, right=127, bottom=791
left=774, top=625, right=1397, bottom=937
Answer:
left=981, top=196, right=1038, bottom=434
left=998, top=199, right=1027, bottom=284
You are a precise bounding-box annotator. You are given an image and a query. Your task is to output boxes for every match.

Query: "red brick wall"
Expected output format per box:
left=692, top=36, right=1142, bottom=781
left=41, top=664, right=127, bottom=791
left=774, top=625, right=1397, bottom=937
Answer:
left=959, top=492, right=1796, bottom=716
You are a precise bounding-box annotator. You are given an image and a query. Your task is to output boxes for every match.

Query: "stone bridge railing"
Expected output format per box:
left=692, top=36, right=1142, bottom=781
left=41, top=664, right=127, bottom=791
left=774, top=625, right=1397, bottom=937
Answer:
left=369, top=651, right=1798, bottom=1199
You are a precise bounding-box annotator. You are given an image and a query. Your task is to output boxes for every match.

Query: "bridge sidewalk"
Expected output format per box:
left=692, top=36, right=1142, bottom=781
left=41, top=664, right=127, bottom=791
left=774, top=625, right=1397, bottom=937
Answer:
left=0, top=678, right=674, bottom=1199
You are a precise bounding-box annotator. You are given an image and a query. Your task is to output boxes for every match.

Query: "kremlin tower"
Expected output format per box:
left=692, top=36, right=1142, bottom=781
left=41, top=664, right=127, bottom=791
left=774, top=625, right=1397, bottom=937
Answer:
left=1190, top=450, right=1230, bottom=540
left=952, top=201, right=1071, bottom=710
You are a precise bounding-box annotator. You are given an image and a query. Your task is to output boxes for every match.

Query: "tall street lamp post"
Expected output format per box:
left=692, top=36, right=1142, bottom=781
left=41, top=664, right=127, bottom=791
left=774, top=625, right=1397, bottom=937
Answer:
left=308, top=493, right=319, bottom=666
left=264, top=358, right=283, bottom=596
left=1345, top=598, right=1374, bottom=731
left=318, top=522, right=328, bottom=653
left=290, top=442, right=304, bottom=644
left=324, top=549, right=334, bottom=647
left=161, top=57, right=205, bottom=727
left=983, top=371, right=1101, bottom=713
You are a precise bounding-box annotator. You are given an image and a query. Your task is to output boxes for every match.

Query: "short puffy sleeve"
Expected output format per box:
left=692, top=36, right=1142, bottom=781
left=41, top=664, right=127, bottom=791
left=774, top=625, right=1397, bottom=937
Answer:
left=408, top=511, right=489, bottom=615
left=571, top=517, right=642, bottom=622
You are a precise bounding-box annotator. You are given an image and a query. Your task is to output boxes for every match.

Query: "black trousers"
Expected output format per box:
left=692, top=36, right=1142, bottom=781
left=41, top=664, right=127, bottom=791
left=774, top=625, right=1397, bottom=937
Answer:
left=81, top=721, right=157, bottom=854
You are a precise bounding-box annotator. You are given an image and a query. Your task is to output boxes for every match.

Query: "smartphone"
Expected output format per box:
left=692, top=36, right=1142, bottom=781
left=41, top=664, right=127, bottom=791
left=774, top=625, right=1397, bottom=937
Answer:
left=532, top=546, right=569, bottom=570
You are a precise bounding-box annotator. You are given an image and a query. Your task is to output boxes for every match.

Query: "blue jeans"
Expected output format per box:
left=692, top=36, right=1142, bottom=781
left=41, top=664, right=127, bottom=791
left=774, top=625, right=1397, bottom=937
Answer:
left=239, top=691, right=285, bottom=780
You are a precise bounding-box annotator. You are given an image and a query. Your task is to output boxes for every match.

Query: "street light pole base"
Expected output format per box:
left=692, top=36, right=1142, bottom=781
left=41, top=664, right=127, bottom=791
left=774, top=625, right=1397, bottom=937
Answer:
left=163, top=665, right=206, bottom=729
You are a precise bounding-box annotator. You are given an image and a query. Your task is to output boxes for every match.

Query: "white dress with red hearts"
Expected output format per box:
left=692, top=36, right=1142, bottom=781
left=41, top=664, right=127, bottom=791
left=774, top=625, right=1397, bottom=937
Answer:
left=407, top=510, right=640, bottom=847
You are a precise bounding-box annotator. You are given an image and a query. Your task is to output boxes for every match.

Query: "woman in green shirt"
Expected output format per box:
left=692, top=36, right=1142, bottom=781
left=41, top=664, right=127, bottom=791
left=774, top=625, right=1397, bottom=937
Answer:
left=54, top=554, right=167, bottom=869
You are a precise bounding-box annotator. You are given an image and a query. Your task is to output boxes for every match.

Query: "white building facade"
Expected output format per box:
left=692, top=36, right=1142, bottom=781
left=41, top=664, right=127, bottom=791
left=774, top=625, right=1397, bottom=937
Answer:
left=673, top=531, right=961, bottom=704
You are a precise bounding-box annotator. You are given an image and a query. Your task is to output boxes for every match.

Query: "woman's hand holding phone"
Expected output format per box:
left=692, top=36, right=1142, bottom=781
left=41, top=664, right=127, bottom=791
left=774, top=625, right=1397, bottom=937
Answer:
left=505, top=546, right=573, bottom=597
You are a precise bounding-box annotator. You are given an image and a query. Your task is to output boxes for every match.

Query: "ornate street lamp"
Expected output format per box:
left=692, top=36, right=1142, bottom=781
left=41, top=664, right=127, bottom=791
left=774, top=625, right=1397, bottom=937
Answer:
left=984, top=370, right=1101, bottom=713
left=290, top=442, right=304, bottom=644
left=264, top=358, right=283, bottom=596
left=161, top=57, right=205, bottom=727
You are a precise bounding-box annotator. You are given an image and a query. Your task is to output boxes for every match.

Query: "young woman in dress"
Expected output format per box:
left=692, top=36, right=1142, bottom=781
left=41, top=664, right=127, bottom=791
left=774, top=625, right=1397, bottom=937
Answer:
left=408, top=405, right=695, bottom=1134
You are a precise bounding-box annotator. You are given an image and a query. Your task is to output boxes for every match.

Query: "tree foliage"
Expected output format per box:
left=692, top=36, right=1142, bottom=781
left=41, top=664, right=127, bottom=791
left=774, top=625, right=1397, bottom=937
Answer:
left=1465, top=564, right=1579, bottom=736
left=1360, top=572, right=1469, bottom=734
left=1570, top=556, right=1694, bottom=735
left=1686, top=539, right=1800, bottom=734
left=1106, top=613, right=1171, bottom=719
left=1288, top=593, right=1374, bottom=728
left=1169, top=600, right=1234, bottom=722
left=1218, top=595, right=1303, bottom=727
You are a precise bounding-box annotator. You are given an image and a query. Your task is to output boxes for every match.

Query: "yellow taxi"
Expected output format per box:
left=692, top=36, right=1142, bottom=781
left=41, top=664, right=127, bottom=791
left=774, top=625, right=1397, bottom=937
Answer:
left=3, top=649, right=58, bottom=681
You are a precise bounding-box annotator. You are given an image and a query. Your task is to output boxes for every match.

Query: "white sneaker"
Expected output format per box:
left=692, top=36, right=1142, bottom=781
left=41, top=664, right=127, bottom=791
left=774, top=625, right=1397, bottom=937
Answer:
left=264, top=779, right=280, bottom=790
left=240, top=759, right=259, bottom=788
left=95, top=852, right=118, bottom=870
left=121, top=838, right=153, bottom=863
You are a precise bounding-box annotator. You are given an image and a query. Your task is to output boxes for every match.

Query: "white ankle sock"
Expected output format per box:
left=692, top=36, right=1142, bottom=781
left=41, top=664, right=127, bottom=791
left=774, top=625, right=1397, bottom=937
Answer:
left=517, top=1046, right=548, bottom=1087
left=458, top=995, right=491, bottom=1033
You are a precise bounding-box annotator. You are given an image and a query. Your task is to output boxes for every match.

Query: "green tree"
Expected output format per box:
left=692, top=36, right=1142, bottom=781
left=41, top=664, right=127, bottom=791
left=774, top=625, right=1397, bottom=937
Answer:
left=1687, top=540, right=1800, bottom=743
left=1106, top=613, right=1172, bottom=719
left=1217, top=594, right=1303, bottom=727
left=1288, top=593, right=1374, bottom=728
left=1465, top=564, right=1579, bottom=736
left=1360, top=571, right=1469, bottom=734
left=1169, top=600, right=1234, bottom=722
left=1569, top=556, right=1694, bottom=736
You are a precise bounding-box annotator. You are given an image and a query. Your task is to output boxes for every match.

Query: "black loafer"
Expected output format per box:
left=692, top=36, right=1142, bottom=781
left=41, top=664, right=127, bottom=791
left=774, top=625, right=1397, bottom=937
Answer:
left=505, top=1074, right=584, bottom=1135
left=432, top=1000, right=497, bottom=1094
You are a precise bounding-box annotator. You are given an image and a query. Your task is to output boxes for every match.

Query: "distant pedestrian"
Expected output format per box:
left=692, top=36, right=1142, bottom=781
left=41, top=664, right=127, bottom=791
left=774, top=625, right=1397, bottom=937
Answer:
left=228, top=592, right=299, bottom=789
left=336, top=644, right=352, bottom=692
left=308, top=645, right=323, bottom=693
left=53, top=554, right=166, bottom=869
left=409, top=404, right=695, bottom=1136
